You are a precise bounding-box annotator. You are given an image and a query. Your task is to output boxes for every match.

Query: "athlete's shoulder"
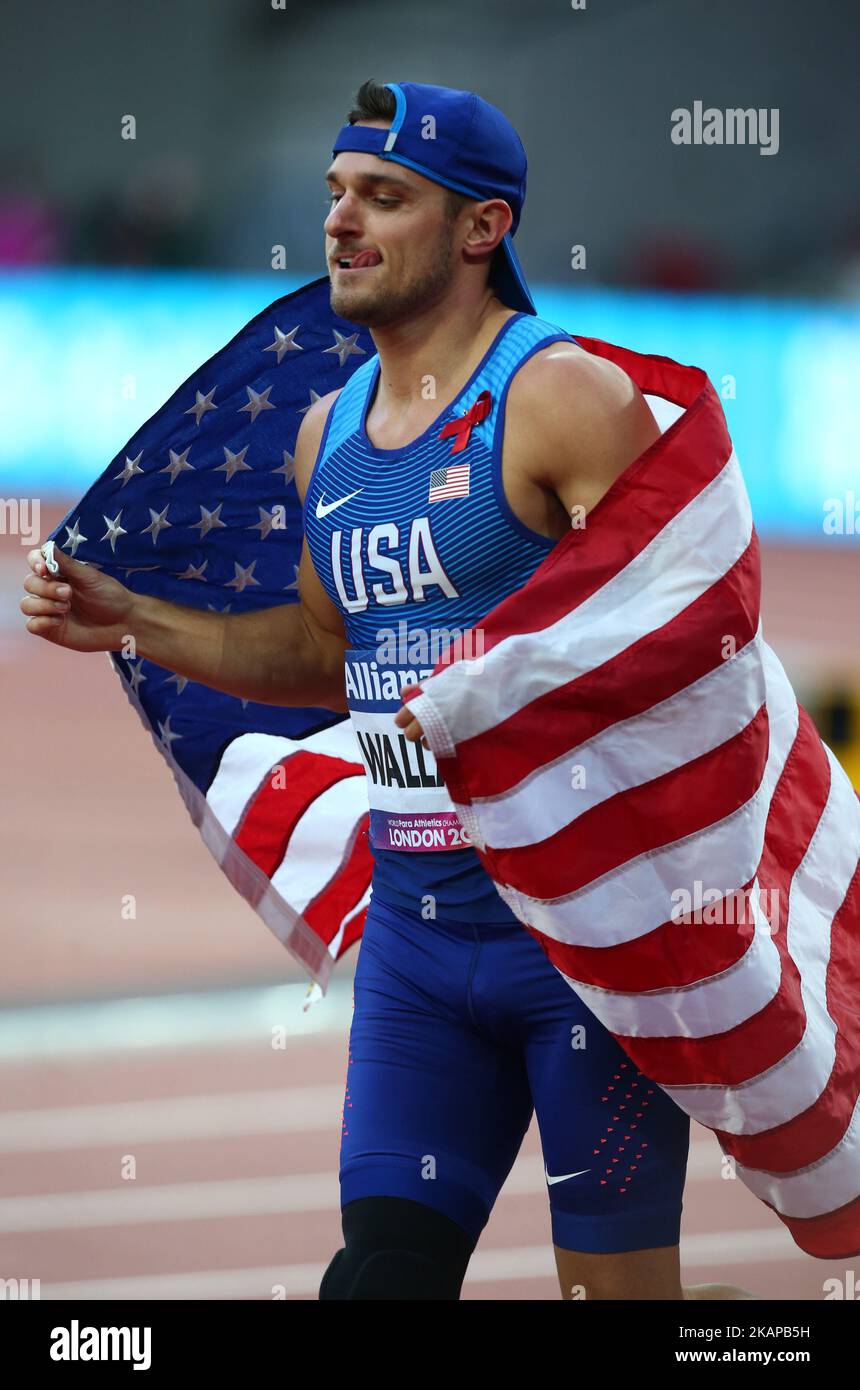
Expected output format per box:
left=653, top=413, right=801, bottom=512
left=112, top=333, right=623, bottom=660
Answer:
left=293, top=388, right=342, bottom=501
left=303, top=386, right=343, bottom=431
left=504, top=337, right=660, bottom=495
left=507, top=334, right=652, bottom=447
left=508, top=335, right=636, bottom=417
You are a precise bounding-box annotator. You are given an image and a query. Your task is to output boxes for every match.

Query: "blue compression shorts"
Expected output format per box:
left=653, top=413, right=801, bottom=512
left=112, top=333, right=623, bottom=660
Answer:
left=339, top=893, right=691, bottom=1254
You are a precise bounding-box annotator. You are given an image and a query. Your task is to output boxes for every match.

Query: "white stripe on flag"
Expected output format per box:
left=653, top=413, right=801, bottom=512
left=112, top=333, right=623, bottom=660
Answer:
left=736, top=1089, right=860, bottom=1220
left=471, top=628, right=766, bottom=849
left=207, top=723, right=363, bottom=837
left=665, top=745, right=860, bottom=1135
left=327, top=883, right=373, bottom=959
left=270, top=774, right=370, bottom=913
left=497, top=643, right=798, bottom=950
left=562, top=884, right=780, bottom=1040
left=643, top=394, right=686, bottom=433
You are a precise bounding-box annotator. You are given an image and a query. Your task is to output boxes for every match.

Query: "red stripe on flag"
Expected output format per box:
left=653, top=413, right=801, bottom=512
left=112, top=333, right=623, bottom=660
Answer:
left=530, top=881, right=760, bottom=993
left=529, top=695, right=825, bottom=997
left=780, top=1191, right=860, bottom=1260
left=627, top=946, right=806, bottom=1087
left=596, top=710, right=832, bottom=1091
left=487, top=705, right=769, bottom=900
left=577, top=337, right=715, bottom=407
left=716, top=805, right=860, bottom=1169
left=234, top=749, right=364, bottom=880
left=437, top=536, right=761, bottom=803
left=721, top=864, right=859, bottom=1168
left=304, top=811, right=373, bottom=951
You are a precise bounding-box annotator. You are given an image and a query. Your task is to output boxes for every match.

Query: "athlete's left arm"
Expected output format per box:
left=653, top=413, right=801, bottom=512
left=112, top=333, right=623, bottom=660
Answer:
left=395, top=349, right=661, bottom=745
left=511, top=344, right=662, bottom=521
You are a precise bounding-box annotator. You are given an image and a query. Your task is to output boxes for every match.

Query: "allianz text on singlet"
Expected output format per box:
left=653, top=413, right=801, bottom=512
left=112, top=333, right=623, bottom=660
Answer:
left=303, top=310, right=574, bottom=921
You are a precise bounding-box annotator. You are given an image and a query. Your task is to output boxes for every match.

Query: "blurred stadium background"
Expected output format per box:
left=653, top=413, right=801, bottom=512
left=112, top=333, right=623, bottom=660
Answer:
left=1, top=0, right=858, bottom=1300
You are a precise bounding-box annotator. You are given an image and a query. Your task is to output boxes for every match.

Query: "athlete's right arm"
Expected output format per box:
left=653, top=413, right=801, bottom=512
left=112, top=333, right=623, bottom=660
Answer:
left=21, top=391, right=349, bottom=712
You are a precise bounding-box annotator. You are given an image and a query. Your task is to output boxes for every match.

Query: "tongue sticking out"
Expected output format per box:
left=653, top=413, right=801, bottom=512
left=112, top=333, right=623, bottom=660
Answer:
left=349, top=249, right=381, bottom=269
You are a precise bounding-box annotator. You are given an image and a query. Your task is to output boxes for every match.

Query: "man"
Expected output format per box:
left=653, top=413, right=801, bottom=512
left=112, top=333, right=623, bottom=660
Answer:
left=23, top=79, right=753, bottom=1301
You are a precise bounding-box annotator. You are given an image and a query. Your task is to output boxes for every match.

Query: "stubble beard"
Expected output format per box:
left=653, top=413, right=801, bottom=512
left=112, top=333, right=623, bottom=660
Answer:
left=329, top=222, right=456, bottom=327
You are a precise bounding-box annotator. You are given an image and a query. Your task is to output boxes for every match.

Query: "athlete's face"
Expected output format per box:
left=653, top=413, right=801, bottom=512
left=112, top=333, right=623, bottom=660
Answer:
left=324, top=122, right=460, bottom=327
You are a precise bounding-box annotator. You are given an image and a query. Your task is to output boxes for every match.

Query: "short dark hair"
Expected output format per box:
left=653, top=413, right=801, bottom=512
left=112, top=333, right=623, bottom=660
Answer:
left=346, top=79, right=471, bottom=223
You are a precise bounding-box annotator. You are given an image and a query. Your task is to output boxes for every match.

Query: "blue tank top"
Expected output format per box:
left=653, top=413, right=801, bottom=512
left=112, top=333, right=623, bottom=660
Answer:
left=303, top=309, right=574, bottom=921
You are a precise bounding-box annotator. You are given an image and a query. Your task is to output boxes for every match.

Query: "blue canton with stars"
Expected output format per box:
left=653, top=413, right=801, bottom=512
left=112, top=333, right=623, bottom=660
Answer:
left=47, top=275, right=374, bottom=791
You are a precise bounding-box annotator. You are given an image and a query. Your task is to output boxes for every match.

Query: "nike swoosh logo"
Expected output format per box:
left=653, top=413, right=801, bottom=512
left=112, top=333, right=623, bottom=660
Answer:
left=315, top=488, right=364, bottom=519
left=545, top=1167, right=591, bottom=1186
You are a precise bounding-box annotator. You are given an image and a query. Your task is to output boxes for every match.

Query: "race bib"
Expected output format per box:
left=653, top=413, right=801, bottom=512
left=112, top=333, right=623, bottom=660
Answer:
left=345, top=647, right=472, bottom=852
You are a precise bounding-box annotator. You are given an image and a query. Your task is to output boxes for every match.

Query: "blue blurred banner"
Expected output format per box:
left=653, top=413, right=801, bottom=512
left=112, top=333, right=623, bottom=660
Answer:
left=2, top=269, right=859, bottom=541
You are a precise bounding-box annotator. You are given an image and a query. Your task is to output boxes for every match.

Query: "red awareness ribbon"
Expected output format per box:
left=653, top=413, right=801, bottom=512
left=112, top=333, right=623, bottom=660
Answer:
left=438, top=389, right=492, bottom=455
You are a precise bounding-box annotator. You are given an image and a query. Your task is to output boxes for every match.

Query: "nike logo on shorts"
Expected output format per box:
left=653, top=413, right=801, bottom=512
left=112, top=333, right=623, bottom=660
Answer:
left=545, top=1167, right=591, bottom=1186
left=315, top=488, right=364, bottom=519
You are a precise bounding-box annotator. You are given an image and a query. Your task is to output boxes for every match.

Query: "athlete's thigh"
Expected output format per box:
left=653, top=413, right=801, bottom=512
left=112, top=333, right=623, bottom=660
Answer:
left=340, top=895, right=534, bottom=1244
left=518, top=936, right=690, bottom=1291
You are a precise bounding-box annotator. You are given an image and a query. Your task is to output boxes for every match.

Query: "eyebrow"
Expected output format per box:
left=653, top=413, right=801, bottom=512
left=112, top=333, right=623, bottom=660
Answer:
left=324, top=167, right=415, bottom=193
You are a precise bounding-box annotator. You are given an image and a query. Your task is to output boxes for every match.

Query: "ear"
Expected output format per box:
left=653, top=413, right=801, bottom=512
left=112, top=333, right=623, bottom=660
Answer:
left=461, top=199, right=513, bottom=262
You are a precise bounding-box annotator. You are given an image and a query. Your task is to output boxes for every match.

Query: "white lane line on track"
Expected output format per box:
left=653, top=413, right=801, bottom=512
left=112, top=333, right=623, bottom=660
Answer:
left=0, top=979, right=355, bottom=1063
left=36, top=1228, right=803, bottom=1300
left=0, top=1146, right=732, bottom=1232
left=0, top=1088, right=722, bottom=1180
left=0, top=1086, right=346, bottom=1151
left=0, top=1173, right=341, bottom=1232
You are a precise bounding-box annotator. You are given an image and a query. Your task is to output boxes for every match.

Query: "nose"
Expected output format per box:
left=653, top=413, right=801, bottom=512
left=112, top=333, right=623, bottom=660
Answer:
left=324, top=191, right=362, bottom=243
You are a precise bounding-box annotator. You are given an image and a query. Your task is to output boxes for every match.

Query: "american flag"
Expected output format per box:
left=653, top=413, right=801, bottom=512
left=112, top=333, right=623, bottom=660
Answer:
left=428, top=462, right=470, bottom=502
left=404, top=336, right=860, bottom=1261
left=46, top=276, right=377, bottom=988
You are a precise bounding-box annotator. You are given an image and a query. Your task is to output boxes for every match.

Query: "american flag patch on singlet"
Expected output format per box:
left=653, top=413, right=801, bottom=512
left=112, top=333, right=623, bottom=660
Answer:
left=428, top=462, right=470, bottom=502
